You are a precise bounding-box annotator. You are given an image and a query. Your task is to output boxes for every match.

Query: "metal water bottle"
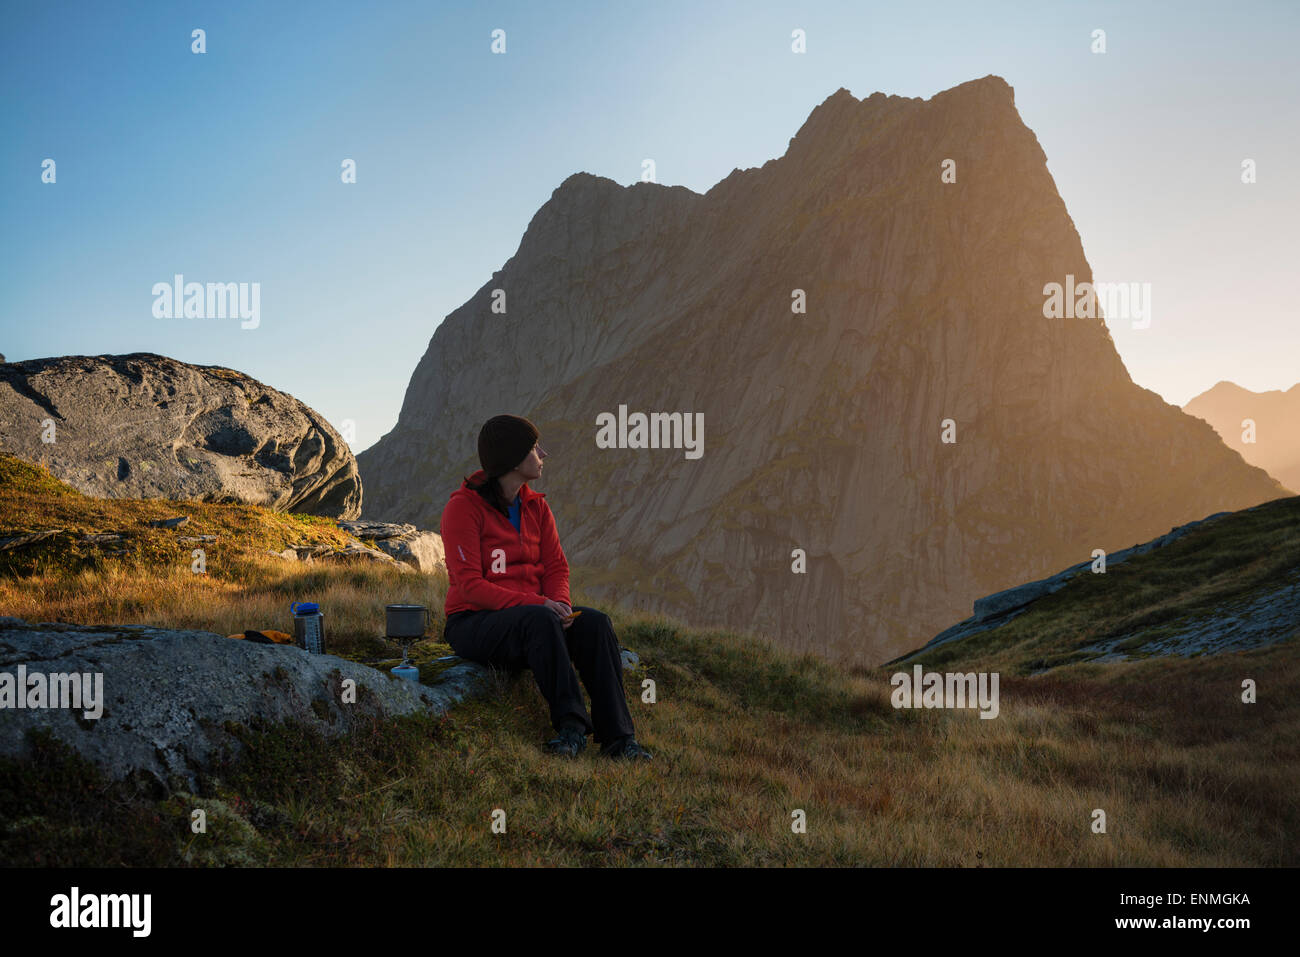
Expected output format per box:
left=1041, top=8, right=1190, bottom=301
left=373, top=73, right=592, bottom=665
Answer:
left=290, top=601, right=327, bottom=654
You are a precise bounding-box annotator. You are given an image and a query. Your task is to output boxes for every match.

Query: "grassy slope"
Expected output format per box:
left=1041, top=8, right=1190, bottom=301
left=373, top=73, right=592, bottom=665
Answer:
left=899, top=494, right=1300, bottom=675
left=0, top=452, right=451, bottom=669
left=1, top=453, right=1296, bottom=866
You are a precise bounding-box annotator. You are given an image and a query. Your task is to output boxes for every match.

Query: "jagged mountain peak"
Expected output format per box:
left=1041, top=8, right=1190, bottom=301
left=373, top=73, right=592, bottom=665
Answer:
left=358, top=77, right=1285, bottom=666
left=789, top=74, right=1017, bottom=143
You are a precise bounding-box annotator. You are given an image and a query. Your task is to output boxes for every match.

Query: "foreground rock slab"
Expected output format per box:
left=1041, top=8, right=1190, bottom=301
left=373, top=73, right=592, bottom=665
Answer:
left=0, top=617, right=487, bottom=791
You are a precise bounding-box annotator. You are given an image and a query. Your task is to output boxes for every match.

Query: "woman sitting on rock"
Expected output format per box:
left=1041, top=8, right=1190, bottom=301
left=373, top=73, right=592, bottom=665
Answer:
left=440, top=414, right=651, bottom=760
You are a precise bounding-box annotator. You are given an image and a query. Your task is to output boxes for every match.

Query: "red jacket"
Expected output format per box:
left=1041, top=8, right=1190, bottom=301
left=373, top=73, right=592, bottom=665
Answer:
left=440, top=469, right=571, bottom=615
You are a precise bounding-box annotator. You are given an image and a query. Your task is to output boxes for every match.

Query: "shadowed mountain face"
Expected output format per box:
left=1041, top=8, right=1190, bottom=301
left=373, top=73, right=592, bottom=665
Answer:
left=358, top=75, right=1287, bottom=666
left=1184, top=381, right=1300, bottom=495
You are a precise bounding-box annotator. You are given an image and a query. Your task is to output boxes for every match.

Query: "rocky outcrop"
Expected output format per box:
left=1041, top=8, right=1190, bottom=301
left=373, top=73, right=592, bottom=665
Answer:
left=357, top=75, right=1288, bottom=667
left=0, top=617, right=487, bottom=791
left=264, top=536, right=416, bottom=572
left=336, top=520, right=445, bottom=573
left=1184, top=381, right=1300, bottom=494
left=0, top=353, right=361, bottom=519
left=0, top=529, right=63, bottom=551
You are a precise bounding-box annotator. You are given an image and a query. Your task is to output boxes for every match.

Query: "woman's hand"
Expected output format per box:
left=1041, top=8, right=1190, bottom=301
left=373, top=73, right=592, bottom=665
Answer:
left=543, top=598, right=574, bottom=629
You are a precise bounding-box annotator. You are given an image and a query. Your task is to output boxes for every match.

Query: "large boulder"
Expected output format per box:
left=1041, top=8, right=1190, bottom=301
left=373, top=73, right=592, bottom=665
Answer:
left=0, top=617, right=487, bottom=791
left=0, top=353, right=362, bottom=519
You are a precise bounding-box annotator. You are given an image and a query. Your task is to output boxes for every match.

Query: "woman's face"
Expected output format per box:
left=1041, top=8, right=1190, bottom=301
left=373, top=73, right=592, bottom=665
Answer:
left=518, top=440, right=547, bottom=480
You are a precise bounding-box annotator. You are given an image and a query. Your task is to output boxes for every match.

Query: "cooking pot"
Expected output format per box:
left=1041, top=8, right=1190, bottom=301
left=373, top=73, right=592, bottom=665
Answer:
left=385, top=603, right=428, bottom=639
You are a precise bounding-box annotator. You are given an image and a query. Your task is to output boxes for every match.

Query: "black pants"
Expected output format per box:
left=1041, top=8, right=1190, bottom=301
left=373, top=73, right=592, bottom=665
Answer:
left=443, top=604, right=636, bottom=746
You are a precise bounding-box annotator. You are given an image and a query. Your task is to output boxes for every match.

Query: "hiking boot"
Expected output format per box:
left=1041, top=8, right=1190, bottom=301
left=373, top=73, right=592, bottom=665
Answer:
left=543, top=722, right=587, bottom=758
left=599, top=735, right=653, bottom=761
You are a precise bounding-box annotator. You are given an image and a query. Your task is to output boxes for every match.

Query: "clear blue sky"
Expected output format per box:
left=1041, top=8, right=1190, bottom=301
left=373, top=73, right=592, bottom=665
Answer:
left=3, top=0, right=1297, bottom=453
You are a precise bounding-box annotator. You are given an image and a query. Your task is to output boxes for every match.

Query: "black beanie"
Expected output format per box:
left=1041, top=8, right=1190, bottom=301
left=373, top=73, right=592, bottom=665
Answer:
left=478, top=414, right=539, bottom=480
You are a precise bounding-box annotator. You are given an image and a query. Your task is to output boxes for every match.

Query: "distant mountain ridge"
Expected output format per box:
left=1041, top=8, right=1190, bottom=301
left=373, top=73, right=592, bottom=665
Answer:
left=1184, top=381, right=1300, bottom=494
left=358, top=75, right=1287, bottom=666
